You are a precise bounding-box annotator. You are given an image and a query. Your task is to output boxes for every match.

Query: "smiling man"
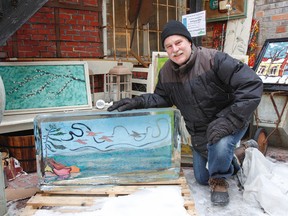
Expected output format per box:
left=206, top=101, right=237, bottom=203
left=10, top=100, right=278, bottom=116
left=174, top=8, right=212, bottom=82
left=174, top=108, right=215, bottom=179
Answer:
left=108, top=20, right=263, bottom=206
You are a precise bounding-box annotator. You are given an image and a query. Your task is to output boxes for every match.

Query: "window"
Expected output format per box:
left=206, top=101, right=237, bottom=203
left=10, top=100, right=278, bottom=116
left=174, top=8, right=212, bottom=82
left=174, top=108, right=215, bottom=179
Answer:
left=270, top=66, right=277, bottom=76
left=258, top=66, right=266, bottom=75
left=104, top=0, right=187, bottom=63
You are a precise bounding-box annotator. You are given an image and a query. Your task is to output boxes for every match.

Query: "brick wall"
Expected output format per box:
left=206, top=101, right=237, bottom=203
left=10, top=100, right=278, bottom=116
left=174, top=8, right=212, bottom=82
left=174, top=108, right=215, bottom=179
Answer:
left=202, top=0, right=288, bottom=53
left=0, top=1, right=287, bottom=60
left=0, top=0, right=103, bottom=59
left=254, top=0, right=288, bottom=47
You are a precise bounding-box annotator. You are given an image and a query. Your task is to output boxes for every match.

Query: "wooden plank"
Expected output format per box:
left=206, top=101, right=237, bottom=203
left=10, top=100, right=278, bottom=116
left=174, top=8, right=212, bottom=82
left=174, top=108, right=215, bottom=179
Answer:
left=130, top=50, right=149, bottom=68
left=42, top=184, right=181, bottom=195
left=42, top=176, right=188, bottom=195
left=45, top=1, right=102, bottom=12
left=131, top=78, right=148, bottom=84
left=54, top=7, right=61, bottom=57
left=22, top=173, right=197, bottom=215
left=23, top=191, right=197, bottom=215
left=21, top=206, right=37, bottom=216
left=26, top=193, right=95, bottom=207
left=0, top=0, right=48, bottom=46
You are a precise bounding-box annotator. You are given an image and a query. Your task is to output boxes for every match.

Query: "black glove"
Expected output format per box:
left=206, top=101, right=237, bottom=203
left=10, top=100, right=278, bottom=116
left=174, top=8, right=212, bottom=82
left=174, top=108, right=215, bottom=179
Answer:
left=207, top=117, right=236, bottom=144
left=107, top=97, right=145, bottom=112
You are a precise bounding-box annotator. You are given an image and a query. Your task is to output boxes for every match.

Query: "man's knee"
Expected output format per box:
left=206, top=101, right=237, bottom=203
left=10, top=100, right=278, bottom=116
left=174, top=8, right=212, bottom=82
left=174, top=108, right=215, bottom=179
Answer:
left=194, top=171, right=209, bottom=185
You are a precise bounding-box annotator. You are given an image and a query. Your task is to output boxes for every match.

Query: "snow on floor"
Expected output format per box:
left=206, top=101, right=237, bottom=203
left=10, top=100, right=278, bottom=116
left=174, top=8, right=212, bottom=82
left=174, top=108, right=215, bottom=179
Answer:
left=183, top=168, right=267, bottom=216
left=183, top=151, right=288, bottom=216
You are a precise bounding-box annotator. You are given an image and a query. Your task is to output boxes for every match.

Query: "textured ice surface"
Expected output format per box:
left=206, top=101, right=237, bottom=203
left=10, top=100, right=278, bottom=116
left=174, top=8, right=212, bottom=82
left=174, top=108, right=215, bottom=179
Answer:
left=34, top=108, right=182, bottom=190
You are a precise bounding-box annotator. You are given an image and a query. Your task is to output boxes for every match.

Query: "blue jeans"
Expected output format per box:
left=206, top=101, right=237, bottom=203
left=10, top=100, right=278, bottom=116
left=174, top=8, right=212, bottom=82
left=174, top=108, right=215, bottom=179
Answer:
left=192, top=126, right=248, bottom=185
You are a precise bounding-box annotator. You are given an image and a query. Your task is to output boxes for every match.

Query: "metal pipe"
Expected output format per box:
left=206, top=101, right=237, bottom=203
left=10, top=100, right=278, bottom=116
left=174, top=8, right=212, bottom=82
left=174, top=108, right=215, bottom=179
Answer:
left=0, top=153, right=8, bottom=216
left=102, top=0, right=108, bottom=58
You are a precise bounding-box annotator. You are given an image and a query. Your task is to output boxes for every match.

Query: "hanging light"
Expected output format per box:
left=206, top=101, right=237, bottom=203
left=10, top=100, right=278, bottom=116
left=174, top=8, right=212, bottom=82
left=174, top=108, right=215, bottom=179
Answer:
left=105, top=61, right=132, bottom=102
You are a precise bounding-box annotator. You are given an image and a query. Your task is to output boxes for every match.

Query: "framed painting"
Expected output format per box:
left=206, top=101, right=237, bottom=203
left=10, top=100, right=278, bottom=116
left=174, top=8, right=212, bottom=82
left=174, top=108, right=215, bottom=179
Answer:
left=34, top=108, right=182, bottom=190
left=151, top=52, right=169, bottom=89
left=204, top=0, right=247, bottom=23
left=253, top=38, right=288, bottom=91
left=0, top=61, right=92, bottom=115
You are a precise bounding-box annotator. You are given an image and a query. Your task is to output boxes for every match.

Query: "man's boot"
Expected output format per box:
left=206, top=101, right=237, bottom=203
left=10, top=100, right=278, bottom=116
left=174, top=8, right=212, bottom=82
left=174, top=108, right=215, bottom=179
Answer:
left=209, top=178, right=229, bottom=206
left=234, top=139, right=259, bottom=165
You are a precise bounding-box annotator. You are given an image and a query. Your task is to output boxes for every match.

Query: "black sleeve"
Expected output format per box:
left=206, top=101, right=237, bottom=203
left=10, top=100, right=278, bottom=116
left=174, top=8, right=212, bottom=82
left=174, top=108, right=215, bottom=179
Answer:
left=213, top=52, right=263, bottom=128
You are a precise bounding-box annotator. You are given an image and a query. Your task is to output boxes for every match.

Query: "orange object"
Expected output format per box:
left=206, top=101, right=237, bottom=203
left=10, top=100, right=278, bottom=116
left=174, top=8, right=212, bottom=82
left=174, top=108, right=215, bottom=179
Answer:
left=70, top=165, right=80, bottom=173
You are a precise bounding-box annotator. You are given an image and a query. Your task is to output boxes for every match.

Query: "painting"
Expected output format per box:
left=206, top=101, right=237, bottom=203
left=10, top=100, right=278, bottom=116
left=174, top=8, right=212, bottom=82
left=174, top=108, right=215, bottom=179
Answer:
left=0, top=61, right=92, bottom=115
left=253, top=38, right=288, bottom=91
left=34, top=108, right=182, bottom=190
left=204, top=0, right=247, bottom=23
left=151, top=52, right=169, bottom=89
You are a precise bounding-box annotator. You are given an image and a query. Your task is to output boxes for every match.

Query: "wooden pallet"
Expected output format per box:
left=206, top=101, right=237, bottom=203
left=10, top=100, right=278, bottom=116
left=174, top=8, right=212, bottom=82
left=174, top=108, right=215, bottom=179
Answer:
left=21, top=175, right=197, bottom=216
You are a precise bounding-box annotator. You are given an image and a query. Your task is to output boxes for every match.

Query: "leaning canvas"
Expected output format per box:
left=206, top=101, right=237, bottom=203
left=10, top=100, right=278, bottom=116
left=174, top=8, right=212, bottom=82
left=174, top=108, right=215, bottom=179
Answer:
left=0, top=61, right=92, bottom=115
left=34, top=108, right=182, bottom=191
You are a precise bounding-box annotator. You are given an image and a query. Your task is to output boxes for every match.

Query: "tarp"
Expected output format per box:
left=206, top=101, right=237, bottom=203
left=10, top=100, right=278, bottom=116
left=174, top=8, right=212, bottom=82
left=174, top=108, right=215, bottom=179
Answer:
left=241, top=148, right=288, bottom=216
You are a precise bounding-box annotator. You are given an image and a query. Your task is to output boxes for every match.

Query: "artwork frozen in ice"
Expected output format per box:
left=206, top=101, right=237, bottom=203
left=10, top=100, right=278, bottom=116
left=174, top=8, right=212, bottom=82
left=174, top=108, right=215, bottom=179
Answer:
left=34, top=108, right=182, bottom=189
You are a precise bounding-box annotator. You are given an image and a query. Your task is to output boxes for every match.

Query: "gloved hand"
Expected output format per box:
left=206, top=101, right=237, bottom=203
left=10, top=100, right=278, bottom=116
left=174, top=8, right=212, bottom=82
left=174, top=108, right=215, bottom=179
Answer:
left=107, top=97, right=145, bottom=112
left=207, top=117, right=236, bottom=144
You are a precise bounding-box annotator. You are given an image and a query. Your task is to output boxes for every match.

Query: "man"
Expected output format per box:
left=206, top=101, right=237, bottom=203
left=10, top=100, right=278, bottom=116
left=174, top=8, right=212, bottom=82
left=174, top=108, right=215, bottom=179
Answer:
left=108, top=20, right=263, bottom=206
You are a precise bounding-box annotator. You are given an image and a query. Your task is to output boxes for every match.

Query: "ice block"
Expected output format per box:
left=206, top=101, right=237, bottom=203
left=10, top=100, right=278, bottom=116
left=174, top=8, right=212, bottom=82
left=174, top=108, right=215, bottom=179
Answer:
left=34, top=108, right=182, bottom=190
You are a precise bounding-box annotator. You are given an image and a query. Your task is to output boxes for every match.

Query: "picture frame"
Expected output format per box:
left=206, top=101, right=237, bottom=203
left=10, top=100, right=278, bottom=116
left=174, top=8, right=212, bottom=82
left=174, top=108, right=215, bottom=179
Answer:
left=253, top=37, right=288, bottom=91
left=204, top=0, right=248, bottom=23
left=0, top=61, right=92, bottom=115
left=151, top=52, right=169, bottom=89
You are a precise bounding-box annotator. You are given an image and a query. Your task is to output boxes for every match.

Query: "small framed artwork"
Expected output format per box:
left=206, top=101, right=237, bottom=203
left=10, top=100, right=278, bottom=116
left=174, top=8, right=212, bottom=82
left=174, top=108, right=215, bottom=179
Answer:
left=151, top=52, right=169, bottom=89
left=253, top=38, right=288, bottom=91
left=204, top=0, right=247, bottom=23
left=0, top=61, right=92, bottom=115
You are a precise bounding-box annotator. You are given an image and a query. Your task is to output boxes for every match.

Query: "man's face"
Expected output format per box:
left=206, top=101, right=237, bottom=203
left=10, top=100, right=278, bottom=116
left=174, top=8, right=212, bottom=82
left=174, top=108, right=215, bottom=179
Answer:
left=164, top=35, right=192, bottom=66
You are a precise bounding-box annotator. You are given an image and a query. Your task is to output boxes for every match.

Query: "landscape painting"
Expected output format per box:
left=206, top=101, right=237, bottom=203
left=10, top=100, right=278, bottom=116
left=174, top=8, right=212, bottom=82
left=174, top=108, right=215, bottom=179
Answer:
left=253, top=38, right=288, bottom=91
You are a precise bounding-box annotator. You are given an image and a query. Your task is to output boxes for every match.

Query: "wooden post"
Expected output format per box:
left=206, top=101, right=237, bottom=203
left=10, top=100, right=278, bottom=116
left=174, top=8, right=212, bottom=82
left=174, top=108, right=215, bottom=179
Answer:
left=190, top=0, right=203, bottom=46
left=0, top=153, right=8, bottom=216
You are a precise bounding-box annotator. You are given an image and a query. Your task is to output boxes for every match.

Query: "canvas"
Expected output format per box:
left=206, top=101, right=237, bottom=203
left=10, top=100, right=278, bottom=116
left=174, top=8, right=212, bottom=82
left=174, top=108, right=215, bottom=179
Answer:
left=0, top=61, right=92, bottom=115
left=253, top=37, right=288, bottom=91
left=151, top=52, right=169, bottom=89
left=34, top=108, right=182, bottom=191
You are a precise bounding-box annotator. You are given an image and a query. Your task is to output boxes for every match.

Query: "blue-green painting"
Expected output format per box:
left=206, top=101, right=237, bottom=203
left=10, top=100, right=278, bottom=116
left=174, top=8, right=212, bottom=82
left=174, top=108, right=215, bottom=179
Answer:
left=34, top=108, right=182, bottom=189
left=0, top=61, right=92, bottom=113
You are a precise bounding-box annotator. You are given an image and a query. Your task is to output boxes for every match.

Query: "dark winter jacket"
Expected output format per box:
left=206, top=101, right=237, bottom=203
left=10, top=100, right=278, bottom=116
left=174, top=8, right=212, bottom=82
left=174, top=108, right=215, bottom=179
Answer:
left=140, top=46, right=263, bottom=156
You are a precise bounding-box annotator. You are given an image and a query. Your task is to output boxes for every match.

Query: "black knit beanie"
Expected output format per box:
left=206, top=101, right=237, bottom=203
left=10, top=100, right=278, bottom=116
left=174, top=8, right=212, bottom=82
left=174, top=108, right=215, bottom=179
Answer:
left=161, top=20, right=193, bottom=48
